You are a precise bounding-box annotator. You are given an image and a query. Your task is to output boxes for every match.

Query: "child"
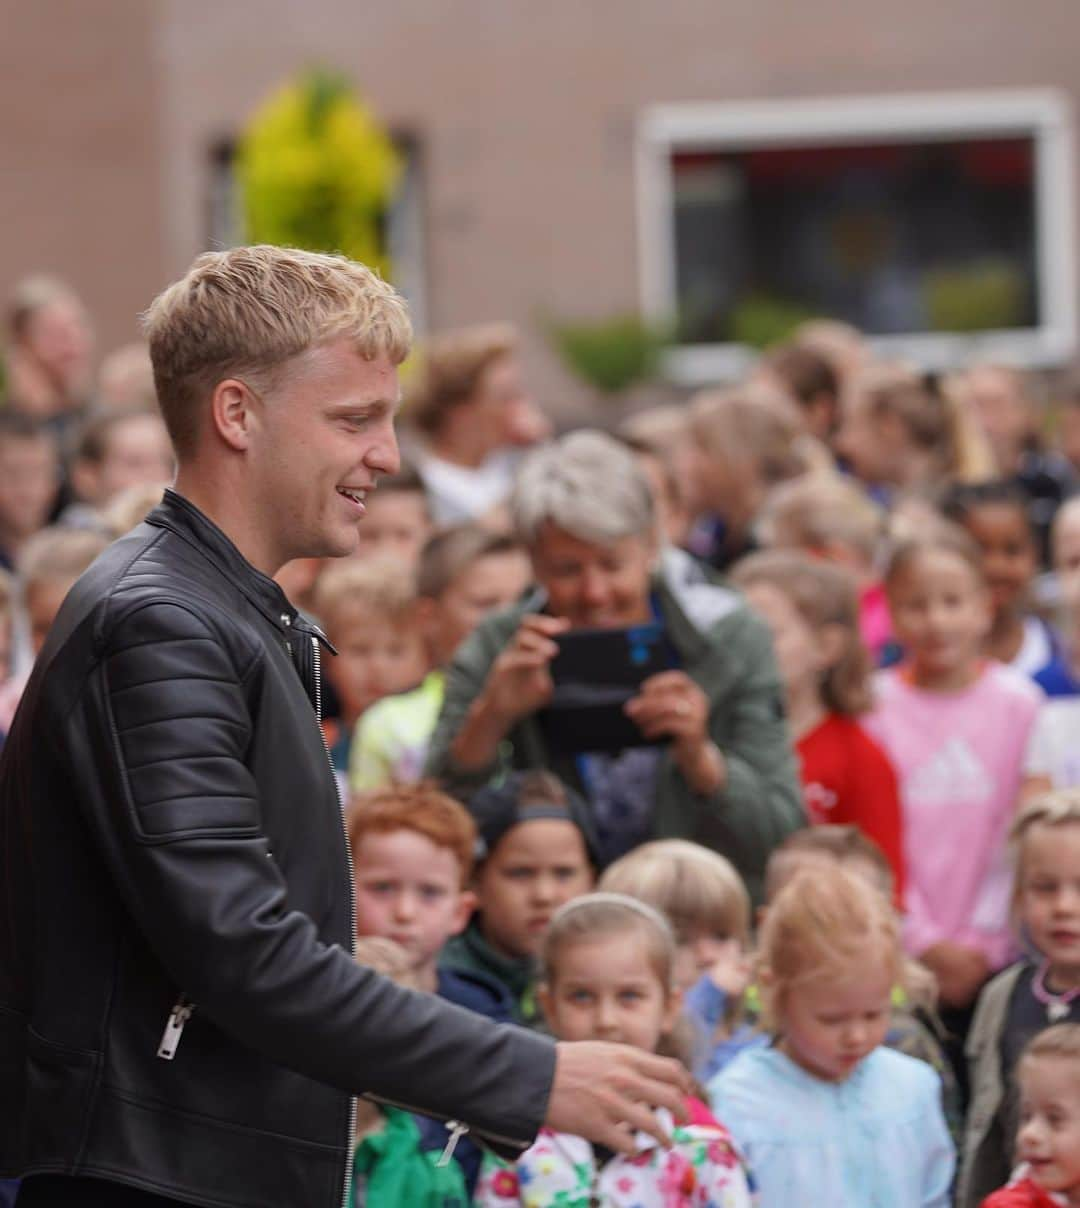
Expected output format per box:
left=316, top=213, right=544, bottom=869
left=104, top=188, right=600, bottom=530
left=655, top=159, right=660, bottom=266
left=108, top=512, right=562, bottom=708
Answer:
left=349, top=525, right=531, bottom=793
left=864, top=529, right=1043, bottom=1018
left=731, top=549, right=905, bottom=897
left=349, top=937, right=469, bottom=1207
left=440, top=770, right=596, bottom=1026
left=756, top=474, right=894, bottom=664
left=349, top=785, right=512, bottom=1193
left=348, top=782, right=512, bottom=1020
left=599, top=839, right=767, bottom=1082
left=351, top=462, right=434, bottom=570
left=959, top=791, right=1080, bottom=1207
left=944, top=481, right=1070, bottom=691
left=312, top=556, right=428, bottom=787
left=17, top=525, right=109, bottom=657
left=763, top=827, right=962, bottom=1144
left=981, top=1024, right=1080, bottom=1207
left=475, top=893, right=757, bottom=1206
left=710, top=865, right=955, bottom=1207
left=65, top=407, right=174, bottom=519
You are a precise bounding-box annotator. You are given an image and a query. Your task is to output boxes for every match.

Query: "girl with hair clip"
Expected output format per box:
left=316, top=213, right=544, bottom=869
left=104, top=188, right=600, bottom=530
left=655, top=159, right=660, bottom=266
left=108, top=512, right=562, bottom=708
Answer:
left=474, top=893, right=756, bottom=1207
left=599, top=839, right=768, bottom=1082
left=709, top=865, right=955, bottom=1207
left=731, top=550, right=905, bottom=900
left=960, top=792, right=1080, bottom=1208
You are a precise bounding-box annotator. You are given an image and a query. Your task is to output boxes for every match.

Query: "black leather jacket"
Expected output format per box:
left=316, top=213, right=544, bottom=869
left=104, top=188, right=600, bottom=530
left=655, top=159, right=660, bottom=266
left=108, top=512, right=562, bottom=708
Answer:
left=0, top=491, right=555, bottom=1207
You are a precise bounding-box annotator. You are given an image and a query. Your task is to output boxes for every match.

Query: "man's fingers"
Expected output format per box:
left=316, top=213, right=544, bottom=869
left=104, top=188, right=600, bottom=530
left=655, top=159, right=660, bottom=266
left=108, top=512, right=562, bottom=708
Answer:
left=627, top=1051, right=694, bottom=1103
left=608, top=1098, right=674, bottom=1152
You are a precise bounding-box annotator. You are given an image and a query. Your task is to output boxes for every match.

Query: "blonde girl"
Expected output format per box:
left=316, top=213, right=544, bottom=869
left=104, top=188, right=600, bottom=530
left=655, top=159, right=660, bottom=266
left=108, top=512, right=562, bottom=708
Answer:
left=731, top=550, right=905, bottom=899
left=710, top=866, right=954, bottom=1207
left=475, top=893, right=756, bottom=1208
left=599, top=840, right=764, bottom=1081
left=960, top=791, right=1080, bottom=1207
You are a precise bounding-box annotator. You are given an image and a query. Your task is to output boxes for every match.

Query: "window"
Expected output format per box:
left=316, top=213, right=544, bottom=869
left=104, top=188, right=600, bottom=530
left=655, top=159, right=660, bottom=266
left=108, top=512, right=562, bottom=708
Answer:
left=637, top=90, right=1076, bottom=382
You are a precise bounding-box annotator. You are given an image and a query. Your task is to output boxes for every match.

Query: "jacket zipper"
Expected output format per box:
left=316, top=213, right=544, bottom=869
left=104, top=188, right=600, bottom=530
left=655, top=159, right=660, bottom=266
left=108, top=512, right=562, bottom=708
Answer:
left=311, top=633, right=358, bottom=1208
left=157, top=995, right=195, bottom=1060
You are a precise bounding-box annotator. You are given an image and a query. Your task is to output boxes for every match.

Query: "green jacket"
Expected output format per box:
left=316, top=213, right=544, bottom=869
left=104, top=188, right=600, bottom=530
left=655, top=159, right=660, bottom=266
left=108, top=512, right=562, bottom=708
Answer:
left=425, top=547, right=805, bottom=904
left=352, top=1105, right=467, bottom=1207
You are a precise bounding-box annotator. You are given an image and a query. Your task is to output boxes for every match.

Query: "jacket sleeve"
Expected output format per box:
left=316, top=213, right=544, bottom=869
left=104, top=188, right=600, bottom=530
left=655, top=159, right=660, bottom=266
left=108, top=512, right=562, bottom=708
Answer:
left=68, top=599, right=555, bottom=1152
left=671, top=610, right=804, bottom=899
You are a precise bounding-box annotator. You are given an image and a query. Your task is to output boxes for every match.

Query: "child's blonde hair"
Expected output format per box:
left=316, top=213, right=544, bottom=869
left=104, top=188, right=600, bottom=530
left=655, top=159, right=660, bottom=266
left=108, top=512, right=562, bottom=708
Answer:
left=17, top=526, right=109, bottom=590
left=312, top=555, right=417, bottom=639
left=731, top=549, right=872, bottom=716
left=1023, top=1021, right=1080, bottom=1067
left=1011, top=789, right=1080, bottom=901
left=758, top=865, right=902, bottom=1032
left=541, top=892, right=676, bottom=991
left=758, top=475, right=884, bottom=564
left=598, top=839, right=749, bottom=946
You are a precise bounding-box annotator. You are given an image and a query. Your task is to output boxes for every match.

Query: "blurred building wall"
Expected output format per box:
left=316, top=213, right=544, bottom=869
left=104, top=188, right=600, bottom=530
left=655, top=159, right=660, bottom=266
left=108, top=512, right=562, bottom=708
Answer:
left=4, top=0, right=1080, bottom=414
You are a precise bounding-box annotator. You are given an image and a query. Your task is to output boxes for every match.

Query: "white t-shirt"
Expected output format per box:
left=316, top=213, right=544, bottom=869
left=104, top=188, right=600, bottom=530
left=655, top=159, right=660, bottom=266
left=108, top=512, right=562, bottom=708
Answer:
left=416, top=448, right=523, bottom=525
left=1025, top=696, right=1080, bottom=788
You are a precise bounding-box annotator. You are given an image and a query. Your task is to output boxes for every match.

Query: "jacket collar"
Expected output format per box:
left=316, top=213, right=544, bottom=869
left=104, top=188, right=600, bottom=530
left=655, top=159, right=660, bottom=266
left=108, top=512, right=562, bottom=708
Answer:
left=145, top=489, right=300, bottom=633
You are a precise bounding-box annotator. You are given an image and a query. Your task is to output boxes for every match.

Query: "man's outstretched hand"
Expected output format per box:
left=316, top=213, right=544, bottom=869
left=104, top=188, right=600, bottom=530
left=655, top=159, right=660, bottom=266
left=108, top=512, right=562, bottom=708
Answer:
left=544, top=1041, right=693, bottom=1154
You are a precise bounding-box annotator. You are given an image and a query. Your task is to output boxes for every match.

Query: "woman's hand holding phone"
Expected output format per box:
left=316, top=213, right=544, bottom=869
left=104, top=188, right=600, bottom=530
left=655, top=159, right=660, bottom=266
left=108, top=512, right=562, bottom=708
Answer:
left=624, top=671, right=726, bottom=795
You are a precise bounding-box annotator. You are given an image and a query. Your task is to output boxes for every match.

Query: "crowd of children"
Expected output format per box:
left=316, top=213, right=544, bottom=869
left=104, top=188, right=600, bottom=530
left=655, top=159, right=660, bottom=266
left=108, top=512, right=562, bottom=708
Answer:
left=12, top=280, right=1080, bottom=1205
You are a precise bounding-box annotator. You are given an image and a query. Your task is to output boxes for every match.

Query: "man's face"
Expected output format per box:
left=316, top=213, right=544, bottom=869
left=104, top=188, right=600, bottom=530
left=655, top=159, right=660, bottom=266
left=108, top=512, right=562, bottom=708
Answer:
left=248, top=341, right=401, bottom=569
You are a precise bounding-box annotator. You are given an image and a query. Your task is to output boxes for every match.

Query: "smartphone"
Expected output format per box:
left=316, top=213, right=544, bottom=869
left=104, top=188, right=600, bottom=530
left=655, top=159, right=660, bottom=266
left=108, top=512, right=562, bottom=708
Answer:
left=537, top=621, right=679, bottom=755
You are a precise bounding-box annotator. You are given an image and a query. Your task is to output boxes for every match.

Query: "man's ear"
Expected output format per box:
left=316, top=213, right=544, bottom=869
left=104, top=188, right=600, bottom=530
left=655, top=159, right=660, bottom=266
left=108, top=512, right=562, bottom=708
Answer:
left=210, top=378, right=260, bottom=452
left=451, top=889, right=477, bottom=937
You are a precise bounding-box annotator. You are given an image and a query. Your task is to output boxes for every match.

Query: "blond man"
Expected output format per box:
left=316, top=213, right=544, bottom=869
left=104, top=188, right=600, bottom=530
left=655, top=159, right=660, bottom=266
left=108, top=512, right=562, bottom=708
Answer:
left=0, top=246, right=688, bottom=1208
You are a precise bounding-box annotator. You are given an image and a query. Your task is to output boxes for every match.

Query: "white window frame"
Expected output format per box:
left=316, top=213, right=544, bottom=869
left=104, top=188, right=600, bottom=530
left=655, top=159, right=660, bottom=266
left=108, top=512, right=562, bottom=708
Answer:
left=636, top=89, right=1077, bottom=384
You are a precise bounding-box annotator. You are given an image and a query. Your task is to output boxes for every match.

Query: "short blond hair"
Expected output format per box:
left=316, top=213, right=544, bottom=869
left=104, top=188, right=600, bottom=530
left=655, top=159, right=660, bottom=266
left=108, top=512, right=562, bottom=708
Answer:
left=599, top=839, right=750, bottom=946
left=141, top=245, right=412, bottom=457
left=1023, top=1021, right=1080, bottom=1067
left=312, top=555, right=417, bottom=640
left=18, top=526, right=109, bottom=590
left=758, top=864, right=902, bottom=1031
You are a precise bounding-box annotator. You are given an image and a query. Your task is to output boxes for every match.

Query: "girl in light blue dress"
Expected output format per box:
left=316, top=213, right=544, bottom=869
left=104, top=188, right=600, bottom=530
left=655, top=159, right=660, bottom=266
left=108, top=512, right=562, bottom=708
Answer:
left=709, top=864, right=955, bottom=1207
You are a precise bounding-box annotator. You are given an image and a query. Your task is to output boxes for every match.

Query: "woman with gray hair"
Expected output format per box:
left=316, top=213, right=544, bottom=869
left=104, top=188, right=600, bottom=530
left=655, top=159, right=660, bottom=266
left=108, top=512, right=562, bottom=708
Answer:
left=425, top=430, right=803, bottom=904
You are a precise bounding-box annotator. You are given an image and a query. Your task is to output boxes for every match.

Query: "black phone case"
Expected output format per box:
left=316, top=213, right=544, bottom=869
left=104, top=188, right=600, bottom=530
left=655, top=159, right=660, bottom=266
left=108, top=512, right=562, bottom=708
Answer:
left=537, top=624, right=678, bottom=755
